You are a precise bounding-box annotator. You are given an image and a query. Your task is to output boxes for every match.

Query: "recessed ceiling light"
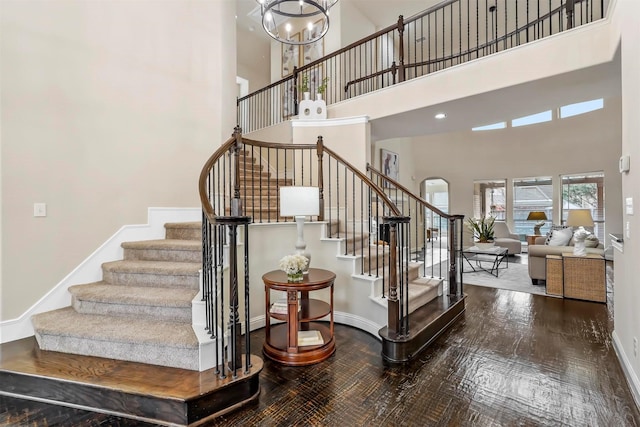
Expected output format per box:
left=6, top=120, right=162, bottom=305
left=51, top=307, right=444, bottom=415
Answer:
left=435, top=113, right=447, bottom=120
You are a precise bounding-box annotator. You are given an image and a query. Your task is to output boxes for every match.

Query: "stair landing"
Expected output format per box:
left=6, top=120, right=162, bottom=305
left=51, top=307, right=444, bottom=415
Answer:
left=0, top=337, right=262, bottom=427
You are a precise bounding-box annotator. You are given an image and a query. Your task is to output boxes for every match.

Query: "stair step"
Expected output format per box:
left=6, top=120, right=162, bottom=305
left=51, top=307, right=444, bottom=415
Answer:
left=238, top=177, right=293, bottom=185
left=240, top=187, right=280, bottom=196
left=0, top=337, right=262, bottom=426
left=379, top=294, right=466, bottom=363
left=238, top=162, right=264, bottom=172
left=102, top=260, right=200, bottom=289
left=238, top=170, right=272, bottom=179
left=370, top=278, right=442, bottom=315
left=165, top=222, right=201, bottom=241
left=69, top=282, right=197, bottom=323
left=242, top=200, right=280, bottom=209
left=32, top=307, right=200, bottom=370
left=122, top=239, right=202, bottom=262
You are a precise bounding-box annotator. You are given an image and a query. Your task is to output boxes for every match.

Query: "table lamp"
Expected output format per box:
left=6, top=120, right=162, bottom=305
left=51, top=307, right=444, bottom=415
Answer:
left=526, top=211, right=548, bottom=235
left=565, top=209, right=594, bottom=229
left=565, top=209, right=594, bottom=256
left=279, top=186, right=320, bottom=273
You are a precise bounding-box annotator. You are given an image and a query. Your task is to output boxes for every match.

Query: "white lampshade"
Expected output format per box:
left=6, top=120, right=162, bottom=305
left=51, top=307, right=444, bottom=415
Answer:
left=565, top=209, right=594, bottom=227
left=279, top=186, right=320, bottom=217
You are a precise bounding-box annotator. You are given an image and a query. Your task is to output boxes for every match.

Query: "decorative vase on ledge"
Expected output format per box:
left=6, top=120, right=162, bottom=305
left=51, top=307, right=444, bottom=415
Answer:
left=315, top=93, right=327, bottom=119
left=287, top=271, right=304, bottom=283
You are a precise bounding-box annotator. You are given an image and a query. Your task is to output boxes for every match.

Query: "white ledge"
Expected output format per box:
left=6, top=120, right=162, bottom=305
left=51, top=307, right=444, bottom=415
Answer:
left=292, top=115, right=369, bottom=127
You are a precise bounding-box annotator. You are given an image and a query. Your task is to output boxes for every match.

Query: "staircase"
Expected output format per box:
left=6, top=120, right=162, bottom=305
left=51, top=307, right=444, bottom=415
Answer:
left=237, top=149, right=292, bottom=222
left=31, top=222, right=204, bottom=370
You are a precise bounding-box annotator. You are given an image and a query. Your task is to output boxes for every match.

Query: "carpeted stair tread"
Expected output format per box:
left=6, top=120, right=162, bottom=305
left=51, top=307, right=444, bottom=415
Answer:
left=122, top=239, right=200, bottom=251
left=164, top=222, right=201, bottom=241
left=164, top=222, right=200, bottom=230
left=102, top=260, right=200, bottom=276
left=69, top=282, right=196, bottom=307
left=32, top=307, right=198, bottom=349
left=122, top=239, right=202, bottom=262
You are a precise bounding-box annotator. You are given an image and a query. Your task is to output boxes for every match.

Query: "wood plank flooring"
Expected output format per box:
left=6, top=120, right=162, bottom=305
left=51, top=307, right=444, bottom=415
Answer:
left=2, top=284, right=639, bottom=426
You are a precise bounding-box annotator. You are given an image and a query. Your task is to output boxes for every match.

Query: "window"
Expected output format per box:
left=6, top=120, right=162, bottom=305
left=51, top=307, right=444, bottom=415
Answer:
left=472, top=122, right=506, bottom=131
left=512, top=110, right=553, bottom=127
left=560, top=98, right=603, bottom=118
left=512, top=177, right=553, bottom=238
left=561, top=172, right=605, bottom=241
left=473, top=180, right=506, bottom=220
left=422, top=178, right=449, bottom=236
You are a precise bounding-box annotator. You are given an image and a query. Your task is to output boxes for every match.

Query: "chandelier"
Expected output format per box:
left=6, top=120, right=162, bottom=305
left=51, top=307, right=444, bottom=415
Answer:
left=257, top=0, right=338, bottom=45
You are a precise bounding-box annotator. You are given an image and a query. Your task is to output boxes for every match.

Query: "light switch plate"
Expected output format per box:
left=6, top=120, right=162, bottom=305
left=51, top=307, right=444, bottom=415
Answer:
left=626, top=197, right=634, bottom=215
left=34, top=203, right=47, bottom=217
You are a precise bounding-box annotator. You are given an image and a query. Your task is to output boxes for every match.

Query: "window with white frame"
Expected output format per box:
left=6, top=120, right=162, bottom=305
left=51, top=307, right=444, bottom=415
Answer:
left=561, top=172, right=605, bottom=241
left=512, top=177, right=553, bottom=238
left=473, top=180, right=506, bottom=221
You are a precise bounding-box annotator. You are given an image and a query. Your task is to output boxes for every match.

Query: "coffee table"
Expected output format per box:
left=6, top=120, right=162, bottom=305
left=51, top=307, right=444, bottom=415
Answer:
left=462, top=246, right=509, bottom=277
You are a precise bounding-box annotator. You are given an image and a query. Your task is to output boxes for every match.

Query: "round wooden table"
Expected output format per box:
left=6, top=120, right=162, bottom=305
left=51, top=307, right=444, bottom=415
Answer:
left=262, top=268, right=336, bottom=366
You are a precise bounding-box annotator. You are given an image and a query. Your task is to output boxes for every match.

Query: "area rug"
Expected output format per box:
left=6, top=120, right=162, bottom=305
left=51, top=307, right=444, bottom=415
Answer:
left=462, top=262, right=547, bottom=296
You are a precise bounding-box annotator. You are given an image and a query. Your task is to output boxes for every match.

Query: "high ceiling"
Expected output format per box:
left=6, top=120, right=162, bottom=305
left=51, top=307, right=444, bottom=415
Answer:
left=234, top=1, right=620, bottom=141
left=235, top=0, right=441, bottom=43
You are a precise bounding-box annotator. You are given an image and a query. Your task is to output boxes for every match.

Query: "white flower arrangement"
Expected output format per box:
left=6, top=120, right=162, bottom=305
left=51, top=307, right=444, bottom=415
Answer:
left=279, top=254, right=308, bottom=274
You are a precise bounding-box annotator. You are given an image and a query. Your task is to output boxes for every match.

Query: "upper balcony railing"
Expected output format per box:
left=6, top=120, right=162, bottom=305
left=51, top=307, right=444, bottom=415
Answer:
left=237, top=0, right=604, bottom=133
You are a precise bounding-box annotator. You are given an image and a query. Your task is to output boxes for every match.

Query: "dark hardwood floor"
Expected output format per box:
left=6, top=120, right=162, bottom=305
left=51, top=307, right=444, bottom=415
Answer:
left=2, top=283, right=638, bottom=426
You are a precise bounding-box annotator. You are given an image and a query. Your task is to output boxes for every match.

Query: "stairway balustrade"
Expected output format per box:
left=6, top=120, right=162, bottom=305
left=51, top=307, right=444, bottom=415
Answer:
left=237, top=0, right=604, bottom=134
left=199, top=128, right=467, bottom=364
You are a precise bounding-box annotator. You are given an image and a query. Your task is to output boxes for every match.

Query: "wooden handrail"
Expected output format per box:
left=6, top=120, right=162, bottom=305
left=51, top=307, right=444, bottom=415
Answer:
left=323, top=146, right=401, bottom=217
left=367, top=164, right=458, bottom=220
left=199, top=132, right=404, bottom=224
left=198, top=130, right=239, bottom=223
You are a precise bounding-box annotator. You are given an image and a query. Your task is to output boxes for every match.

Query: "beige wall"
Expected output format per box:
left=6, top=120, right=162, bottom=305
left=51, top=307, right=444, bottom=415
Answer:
left=374, top=138, right=420, bottom=195
left=0, top=0, right=236, bottom=320
left=237, top=27, right=271, bottom=93
left=612, top=0, right=640, bottom=400
left=406, top=99, right=623, bottom=235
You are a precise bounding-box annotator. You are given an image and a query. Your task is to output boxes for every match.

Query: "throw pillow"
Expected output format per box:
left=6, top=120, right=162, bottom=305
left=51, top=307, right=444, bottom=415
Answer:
left=544, top=225, right=570, bottom=245
left=546, top=227, right=573, bottom=246
left=584, top=234, right=600, bottom=248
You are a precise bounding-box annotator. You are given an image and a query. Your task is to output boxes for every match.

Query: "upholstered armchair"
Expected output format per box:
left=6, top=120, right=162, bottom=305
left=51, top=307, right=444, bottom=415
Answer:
left=493, top=221, right=522, bottom=255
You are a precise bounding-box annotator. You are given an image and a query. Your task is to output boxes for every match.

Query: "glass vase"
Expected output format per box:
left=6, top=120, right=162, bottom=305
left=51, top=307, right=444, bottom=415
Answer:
left=287, top=271, right=303, bottom=283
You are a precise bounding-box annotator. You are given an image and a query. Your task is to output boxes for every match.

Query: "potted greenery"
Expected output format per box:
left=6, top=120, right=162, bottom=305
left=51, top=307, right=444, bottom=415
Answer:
left=317, top=77, right=329, bottom=100
left=465, top=216, right=496, bottom=249
left=298, top=74, right=310, bottom=100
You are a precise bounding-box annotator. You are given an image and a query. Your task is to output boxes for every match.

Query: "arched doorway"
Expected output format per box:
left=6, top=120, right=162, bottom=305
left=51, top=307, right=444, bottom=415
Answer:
left=420, top=177, right=450, bottom=241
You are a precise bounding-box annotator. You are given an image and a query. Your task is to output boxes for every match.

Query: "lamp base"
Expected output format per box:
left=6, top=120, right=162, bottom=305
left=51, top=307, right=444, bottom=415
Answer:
left=573, top=240, right=587, bottom=256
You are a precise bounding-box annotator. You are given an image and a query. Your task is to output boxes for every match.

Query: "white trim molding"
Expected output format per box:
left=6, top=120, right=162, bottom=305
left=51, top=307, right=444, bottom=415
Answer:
left=292, top=115, right=369, bottom=127
left=613, top=331, right=640, bottom=410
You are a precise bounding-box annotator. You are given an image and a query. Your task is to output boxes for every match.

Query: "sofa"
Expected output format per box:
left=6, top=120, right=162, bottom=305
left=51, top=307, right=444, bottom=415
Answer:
left=493, top=221, right=522, bottom=255
left=528, top=235, right=604, bottom=284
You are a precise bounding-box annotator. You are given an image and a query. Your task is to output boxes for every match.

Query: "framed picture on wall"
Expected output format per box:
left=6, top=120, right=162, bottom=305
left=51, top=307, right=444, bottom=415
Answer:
left=282, top=33, right=300, bottom=77
left=381, top=149, right=399, bottom=187
left=302, top=21, right=324, bottom=65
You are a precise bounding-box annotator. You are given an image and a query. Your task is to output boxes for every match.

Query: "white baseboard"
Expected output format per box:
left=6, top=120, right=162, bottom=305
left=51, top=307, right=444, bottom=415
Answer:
left=0, top=207, right=201, bottom=344
left=612, top=331, right=640, bottom=410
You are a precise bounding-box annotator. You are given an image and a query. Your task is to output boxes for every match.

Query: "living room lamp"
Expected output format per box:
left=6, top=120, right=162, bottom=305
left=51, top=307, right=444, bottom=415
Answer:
left=566, top=209, right=595, bottom=256
left=565, top=209, right=594, bottom=229
left=526, top=211, right=548, bottom=235
left=279, top=186, right=320, bottom=273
